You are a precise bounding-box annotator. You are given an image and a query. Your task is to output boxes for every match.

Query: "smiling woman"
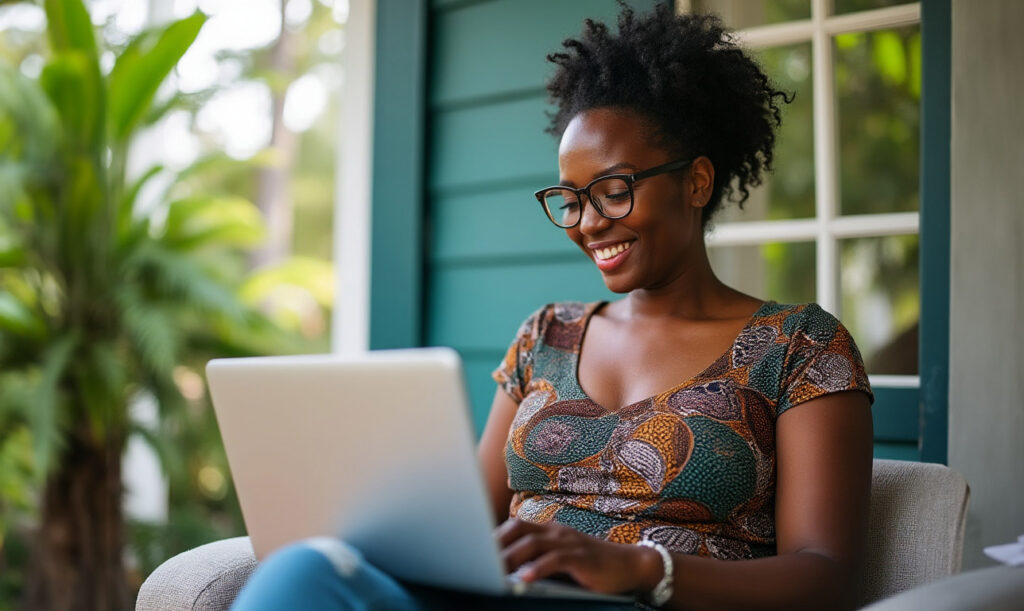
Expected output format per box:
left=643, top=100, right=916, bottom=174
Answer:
left=228, top=3, right=874, bottom=610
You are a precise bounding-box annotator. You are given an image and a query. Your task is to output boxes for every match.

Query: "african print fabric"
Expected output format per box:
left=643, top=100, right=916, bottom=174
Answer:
left=492, top=301, right=873, bottom=560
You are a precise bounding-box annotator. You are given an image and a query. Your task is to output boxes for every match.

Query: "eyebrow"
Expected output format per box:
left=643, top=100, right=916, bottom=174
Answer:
left=558, top=162, right=639, bottom=187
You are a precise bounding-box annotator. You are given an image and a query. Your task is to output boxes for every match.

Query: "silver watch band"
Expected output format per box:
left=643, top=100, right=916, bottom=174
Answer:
left=637, top=539, right=674, bottom=607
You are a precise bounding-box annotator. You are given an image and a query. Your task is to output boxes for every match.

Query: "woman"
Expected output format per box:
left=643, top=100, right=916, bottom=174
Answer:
left=231, top=4, right=874, bottom=610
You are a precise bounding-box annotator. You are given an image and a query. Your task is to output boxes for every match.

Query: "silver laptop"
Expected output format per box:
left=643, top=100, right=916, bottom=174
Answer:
left=207, top=348, right=632, bottom=602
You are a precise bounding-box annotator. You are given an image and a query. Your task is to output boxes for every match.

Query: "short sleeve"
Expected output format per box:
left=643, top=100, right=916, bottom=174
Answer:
left=491, top=305, right=547, bottom=403
left=777, top=304, right=874, bottom=416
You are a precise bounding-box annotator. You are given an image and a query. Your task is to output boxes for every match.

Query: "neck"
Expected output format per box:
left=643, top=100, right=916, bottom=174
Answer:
left=620, top=243, right=749, bottom=321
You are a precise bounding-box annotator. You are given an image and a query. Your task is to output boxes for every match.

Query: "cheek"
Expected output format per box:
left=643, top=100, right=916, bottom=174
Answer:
left=566, top=228, right=585, bottom=249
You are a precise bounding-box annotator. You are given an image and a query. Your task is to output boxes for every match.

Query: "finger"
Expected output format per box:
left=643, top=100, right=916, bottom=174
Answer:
left=501, top=531, right=562, bottom=573
left=495, top=518, right=546, bottom=547
left=517, top=549, right=577, bottom=584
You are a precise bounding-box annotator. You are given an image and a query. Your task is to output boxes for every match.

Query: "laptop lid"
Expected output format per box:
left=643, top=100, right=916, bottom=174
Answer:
left=207, top=348, right=510, bottom=595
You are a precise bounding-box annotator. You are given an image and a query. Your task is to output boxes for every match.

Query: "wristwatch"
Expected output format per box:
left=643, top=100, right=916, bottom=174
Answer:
left=637, top=539, right=674, bottom=607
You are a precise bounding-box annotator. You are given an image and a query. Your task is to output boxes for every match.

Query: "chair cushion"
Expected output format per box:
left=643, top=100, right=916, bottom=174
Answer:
left=136, top=536, right=257, bottom=611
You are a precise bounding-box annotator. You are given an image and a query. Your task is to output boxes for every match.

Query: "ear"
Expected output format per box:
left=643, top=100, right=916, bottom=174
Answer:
left=687, top=156, right=715, bottom=208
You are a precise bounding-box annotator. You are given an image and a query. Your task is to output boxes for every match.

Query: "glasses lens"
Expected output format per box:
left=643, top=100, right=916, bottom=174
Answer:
left=590, top=177, right=632, bottom=218
left=542, top=189, right=581, bottom=227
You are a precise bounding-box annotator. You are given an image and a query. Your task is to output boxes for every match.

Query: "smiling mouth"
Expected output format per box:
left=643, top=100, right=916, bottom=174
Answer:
left=592, top=241, right=633, bottom=261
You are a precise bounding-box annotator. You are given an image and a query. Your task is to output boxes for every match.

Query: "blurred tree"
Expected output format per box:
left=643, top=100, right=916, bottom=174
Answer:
left=252, top=0, right=296, bottom=267
left=0, top=0, right=307, bottom=607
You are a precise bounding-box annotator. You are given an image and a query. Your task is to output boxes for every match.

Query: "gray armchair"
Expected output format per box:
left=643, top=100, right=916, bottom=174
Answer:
left=137, top=459, right=970, bottom=610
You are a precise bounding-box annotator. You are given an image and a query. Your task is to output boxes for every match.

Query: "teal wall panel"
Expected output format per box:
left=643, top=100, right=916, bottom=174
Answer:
left=431, top=0, right=653, bottom=108
left=426, top=259, right=614, bottom=351
left=462, top=350, right=506, bottom=434
left=429, top=96, right=557, bottom=192
left=429, top=182, right=573, bottom=263
left=370, top=0, right=427, bottom=349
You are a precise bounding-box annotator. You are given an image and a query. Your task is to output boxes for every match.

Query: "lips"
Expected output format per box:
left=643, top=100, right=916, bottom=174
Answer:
left=589, top=240, right=634, bottom=272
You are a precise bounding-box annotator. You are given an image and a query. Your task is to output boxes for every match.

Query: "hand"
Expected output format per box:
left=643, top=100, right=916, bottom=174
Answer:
left=496, top=518, right=661, bottom=595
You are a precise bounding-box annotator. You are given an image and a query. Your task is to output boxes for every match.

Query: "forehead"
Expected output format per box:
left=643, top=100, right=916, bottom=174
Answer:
left=558, top=108, right=663, bottom=171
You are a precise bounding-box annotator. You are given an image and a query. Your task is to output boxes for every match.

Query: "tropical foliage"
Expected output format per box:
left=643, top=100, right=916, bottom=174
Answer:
left=0, top=0, right=316, bottom=607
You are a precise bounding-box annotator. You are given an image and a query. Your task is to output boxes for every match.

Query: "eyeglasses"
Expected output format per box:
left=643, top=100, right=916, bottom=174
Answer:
left=533, top=159, right=694, bottom=229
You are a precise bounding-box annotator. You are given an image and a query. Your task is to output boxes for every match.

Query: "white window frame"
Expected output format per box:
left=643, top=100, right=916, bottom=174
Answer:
left=332, top=0, right=376, bottom=354
left=683, top=1, right=922, bottom=389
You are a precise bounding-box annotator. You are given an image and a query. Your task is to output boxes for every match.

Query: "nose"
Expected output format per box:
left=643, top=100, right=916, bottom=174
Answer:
left=578, top=195, right=612, bottom=235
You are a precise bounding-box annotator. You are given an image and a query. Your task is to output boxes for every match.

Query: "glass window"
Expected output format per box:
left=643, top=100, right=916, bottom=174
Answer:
left=695, top=1, right=921, bottom=378
left=836, top=26, right=921, bottom=215
left=719, top=42, right=816, bottom=222
left=834, top=0, right=916, bottom=15
left=709, top=242, right=817, bottom=305
left=692, top=0, right=811, bottom=28
left=839, top=235, right=919, bottom=374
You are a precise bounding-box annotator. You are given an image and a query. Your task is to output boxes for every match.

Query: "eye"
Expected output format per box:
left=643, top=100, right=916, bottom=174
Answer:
left=603, top=191, right=630, bottom=201
left=559, top=199, right=580, bottom=210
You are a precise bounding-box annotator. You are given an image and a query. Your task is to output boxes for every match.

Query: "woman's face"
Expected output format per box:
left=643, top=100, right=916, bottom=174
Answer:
left=558, top=108, right=708, bottom=294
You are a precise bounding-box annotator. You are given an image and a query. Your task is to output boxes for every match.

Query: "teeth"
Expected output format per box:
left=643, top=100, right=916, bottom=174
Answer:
left=594, top=241, right=632, bottom=261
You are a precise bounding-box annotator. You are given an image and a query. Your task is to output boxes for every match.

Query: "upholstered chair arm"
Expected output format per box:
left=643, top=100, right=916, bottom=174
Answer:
left=136, top=536, right=258, bottom=611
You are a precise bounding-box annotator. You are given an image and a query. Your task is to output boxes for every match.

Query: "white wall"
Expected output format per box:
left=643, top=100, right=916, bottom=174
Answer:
left=949, top=0, right=1024, bottom=570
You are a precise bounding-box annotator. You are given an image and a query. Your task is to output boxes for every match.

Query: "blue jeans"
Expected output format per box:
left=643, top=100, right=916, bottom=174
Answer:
left=230, top=538, right=642, bottom=610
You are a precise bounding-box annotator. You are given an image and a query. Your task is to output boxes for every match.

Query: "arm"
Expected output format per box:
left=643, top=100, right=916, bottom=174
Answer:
left=500, top=390, right=873, bottom=610
left=477, top=387, right=519, bottom=523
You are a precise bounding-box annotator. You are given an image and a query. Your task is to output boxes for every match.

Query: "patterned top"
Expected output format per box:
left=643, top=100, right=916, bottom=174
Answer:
left=492, top=301, right=873, bottom=560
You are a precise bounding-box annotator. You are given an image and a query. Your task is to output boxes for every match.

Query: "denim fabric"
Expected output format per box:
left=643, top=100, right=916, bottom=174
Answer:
left=229, top=538, right=641, bottom=611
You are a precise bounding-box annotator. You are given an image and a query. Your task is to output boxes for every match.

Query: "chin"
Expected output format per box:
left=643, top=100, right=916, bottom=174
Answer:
left=599, top=273, right=636, bottom=294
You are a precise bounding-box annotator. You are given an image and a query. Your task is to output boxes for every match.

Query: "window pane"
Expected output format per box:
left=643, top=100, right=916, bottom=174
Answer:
left=839, top=235, right=919, bottom=375
left=719, top=42, right=815, bottom=223
left=834, top=0, right=916, bottom=15
left=709, top=241, right=816, bottom=304
left=693, top=0, right=810, bottom=28
left=835, top=26, right=921, bottom=215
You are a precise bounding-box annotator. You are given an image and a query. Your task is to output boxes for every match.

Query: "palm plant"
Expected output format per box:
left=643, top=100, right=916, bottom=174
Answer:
left=0, top=1, right=301, bottom=607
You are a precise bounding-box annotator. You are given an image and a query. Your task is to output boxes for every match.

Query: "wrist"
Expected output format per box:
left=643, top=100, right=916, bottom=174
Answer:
left=635, top=544, right=664, bottom=593
left=636, top=539, right=674, bottom=607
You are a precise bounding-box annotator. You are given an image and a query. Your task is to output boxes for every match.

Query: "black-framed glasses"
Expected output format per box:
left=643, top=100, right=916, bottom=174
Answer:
left=533, top=159, right=694, bottom=229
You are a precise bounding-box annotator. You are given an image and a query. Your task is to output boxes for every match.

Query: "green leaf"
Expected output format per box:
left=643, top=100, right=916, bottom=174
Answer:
left=29, top=333, right=78, bottom=480
left=44, top=0, right=99, bottom=61
left=42, top=0, right=104, bottom=149
left=107, top=12, right=206, bottom=143
left=0, top=291, right=46, bottom=339
left=872, top=31, right=907, bottom=87
left=118, top=164, right=164, bottom=239
left=70, top=341, right=130, bottom=438
left=0, top=235, right=26, bottom=268
left=40, top=52, right=101, bottom=151
left=908, top=32, right=922, bottom=99
left=120, top=244, right=248, bottom=321
left=162, top=196, right=266, bottom=251
left=0, top=371, right=36, bottom=423
left=0, top=63, right=61, bottom=170
left=116, top=286, right=179, bottom=377
left=240, top=256, right=335, bottom=307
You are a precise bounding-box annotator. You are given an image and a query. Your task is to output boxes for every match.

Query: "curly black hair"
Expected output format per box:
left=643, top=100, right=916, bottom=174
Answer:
left=545, top=2, right=792, bottom=227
